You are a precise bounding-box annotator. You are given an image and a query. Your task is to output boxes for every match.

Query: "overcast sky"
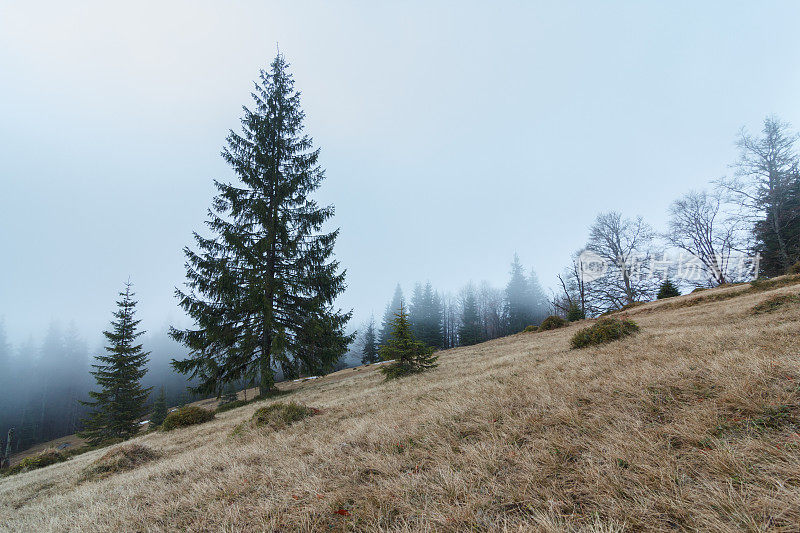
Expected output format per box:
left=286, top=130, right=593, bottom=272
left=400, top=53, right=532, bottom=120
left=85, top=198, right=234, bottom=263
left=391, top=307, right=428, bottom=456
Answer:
left=2, top=1, right=800, bottom=347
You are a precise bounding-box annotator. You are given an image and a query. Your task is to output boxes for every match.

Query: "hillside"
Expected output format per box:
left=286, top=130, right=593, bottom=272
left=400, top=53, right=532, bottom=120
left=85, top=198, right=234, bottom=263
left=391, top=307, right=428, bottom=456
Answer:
left=2, top=278, right=800, bottom=532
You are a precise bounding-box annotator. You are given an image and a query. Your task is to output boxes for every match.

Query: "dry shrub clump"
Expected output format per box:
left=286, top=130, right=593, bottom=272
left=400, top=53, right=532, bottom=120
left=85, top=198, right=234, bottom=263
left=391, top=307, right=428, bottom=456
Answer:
left=2, top=448, right=65, bottom=476
left=161, top=406, right=215, bottom=431
left=80, top=444, right=160, bottom=482
left=523, top=324, right=538, bottom=332
left=751, top=293, right=800, bottom=314
left=537, top=315, right=568, bottom=331
left=252, top=402, right=316, bottom=430
left=571, top=316, right=639, bottom=348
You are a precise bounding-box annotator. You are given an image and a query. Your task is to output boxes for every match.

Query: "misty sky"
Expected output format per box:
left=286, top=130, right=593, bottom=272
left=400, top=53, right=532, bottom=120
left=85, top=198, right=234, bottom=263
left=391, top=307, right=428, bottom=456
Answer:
left=2, top=1, right=800, bottom=347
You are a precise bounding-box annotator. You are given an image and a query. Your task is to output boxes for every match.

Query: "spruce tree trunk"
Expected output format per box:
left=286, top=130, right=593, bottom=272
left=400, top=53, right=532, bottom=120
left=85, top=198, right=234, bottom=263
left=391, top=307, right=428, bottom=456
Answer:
left=260, top=177, right=279, bottom=397
left=259, top=336, right=274, bottom=396
left=770, top=204, right=791, bottom=271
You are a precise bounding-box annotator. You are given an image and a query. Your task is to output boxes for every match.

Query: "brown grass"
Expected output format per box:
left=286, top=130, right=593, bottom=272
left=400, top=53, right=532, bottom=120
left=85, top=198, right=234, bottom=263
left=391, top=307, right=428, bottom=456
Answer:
left=2, top=277, right=800, bottom=532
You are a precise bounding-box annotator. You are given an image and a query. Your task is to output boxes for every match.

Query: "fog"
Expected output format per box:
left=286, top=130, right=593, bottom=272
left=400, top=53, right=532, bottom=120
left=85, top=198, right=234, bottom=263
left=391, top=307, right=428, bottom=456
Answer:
left=2, top=2, right=800, bottom=449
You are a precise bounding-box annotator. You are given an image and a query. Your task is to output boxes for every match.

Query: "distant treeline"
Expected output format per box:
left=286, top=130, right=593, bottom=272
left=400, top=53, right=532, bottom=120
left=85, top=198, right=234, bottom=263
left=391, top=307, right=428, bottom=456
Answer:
left=0, top=322, right=199, bottom=452
left=350, top=254, right=551, bottom=364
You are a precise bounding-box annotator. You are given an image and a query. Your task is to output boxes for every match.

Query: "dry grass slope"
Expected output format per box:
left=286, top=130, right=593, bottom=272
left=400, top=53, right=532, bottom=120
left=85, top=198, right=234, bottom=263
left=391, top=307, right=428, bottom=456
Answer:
left=2, top=277, right=800, bottom=532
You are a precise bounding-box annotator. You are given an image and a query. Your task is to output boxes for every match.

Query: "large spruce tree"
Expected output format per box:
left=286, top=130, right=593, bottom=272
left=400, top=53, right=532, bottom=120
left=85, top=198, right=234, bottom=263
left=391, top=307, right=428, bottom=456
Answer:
left=170, top=53, right=351, bottom=396
left=754, top=173, right=800, bottom=275
left=81, top=282, right=151, bottom=444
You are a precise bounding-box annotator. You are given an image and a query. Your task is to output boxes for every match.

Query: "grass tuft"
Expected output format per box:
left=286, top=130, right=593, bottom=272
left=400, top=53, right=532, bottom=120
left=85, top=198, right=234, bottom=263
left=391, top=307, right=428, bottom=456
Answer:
left=80, top=444, right=160, bottom=482
left=570, top=317, right=639, bottom=349
left=252, top=402, right=316, bottom=430
left=1, top=449, right=66, bottom=476
left=161, top=406, right=215, bottom=431
left=750, top=274, right=800, bottom=292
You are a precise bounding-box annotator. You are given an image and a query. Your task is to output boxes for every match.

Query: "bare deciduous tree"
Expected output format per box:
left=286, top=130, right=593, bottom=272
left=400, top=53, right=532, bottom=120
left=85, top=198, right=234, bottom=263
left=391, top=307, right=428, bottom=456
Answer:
left=585, top=211, right=657, bottom=308
left=665, top=190, right=746, bottom=286
left=477, top=281, right=504, bottom=340
left=555, top=250, right=592, bottom=317
left=440, top=292, right=459, bottom=349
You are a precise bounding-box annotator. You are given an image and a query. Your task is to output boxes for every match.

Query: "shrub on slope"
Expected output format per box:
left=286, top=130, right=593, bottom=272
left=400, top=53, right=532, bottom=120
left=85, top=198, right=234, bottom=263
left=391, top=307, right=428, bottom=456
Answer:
left=80, top=444, right=160, bottom=481
left=571, top=317, right=639, bottom=349
left=657, top=279, right=681, bottom=299
left=1, top=448, right=66, bottom=476
left=538, top=315, right=568, bottom=331
left=161, top=406, right=215, bottom=431
left=252, top=402, right=316, bottom=430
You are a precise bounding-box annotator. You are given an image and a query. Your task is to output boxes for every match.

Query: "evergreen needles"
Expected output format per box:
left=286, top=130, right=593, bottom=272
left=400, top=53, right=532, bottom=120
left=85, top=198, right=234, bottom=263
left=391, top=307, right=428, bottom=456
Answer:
left=80, top=282, right=151, bottom=445
left=169, top=52, right=352, bottom=396
left=379, top=303, right=438, bottom=380
left=149, top=388, right=168, bottom=429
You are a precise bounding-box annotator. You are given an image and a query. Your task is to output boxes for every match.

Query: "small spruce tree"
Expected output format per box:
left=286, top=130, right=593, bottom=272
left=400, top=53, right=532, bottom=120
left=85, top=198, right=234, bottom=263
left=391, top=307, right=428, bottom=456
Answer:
left=566, top=301, right=585, bottom=322
left=379, top=303, right=438, bottom=380
left=81, top=282, right=151, bottom=444
left=361, top=317, right=379, bottom=364
left=221, top=382, right=238, bottom=404
left=150, top=387, right=168, bottom=429
left=657, top=279, right=681, bottom=299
